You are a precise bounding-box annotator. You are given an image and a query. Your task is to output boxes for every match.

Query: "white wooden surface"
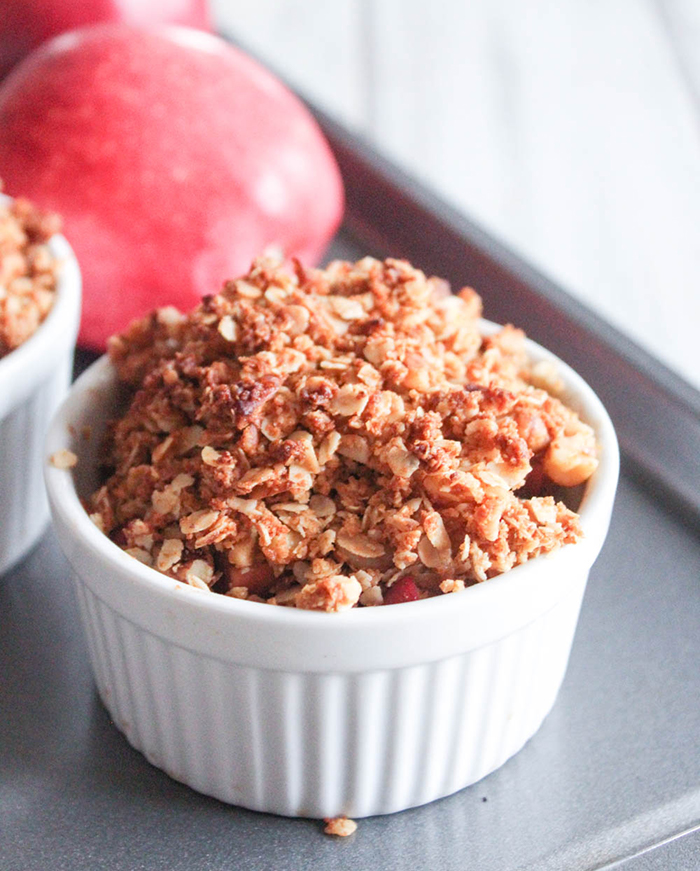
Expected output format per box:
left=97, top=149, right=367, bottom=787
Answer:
left=213, top=0, right=700, bottom=390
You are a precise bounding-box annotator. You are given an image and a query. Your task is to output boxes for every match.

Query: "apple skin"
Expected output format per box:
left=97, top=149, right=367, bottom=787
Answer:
left=0, top=0, right=211, bottom=79
left=0, top=25, right=344, bottom=348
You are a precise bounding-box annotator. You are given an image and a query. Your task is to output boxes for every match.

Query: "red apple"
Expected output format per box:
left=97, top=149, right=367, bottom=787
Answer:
left=0, top=25, right=344, bottom=348
left=0, top=0, right=211, bottom=79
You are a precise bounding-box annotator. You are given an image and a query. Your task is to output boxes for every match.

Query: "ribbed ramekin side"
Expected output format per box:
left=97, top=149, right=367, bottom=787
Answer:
left=0, top=358, right=72, bottom=575
left=72, top=573, right=587, bottom=818
left=437, top=579, right=585, bottom=805
left=343, top=579, right=585, bottom=818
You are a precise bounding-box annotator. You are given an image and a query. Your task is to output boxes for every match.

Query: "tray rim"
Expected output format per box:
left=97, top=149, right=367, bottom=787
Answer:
left=311, top=108, right=700, bottom=525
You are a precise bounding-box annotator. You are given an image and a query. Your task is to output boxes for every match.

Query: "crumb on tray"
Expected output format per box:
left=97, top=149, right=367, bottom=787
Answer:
left=324, top=816, right=358, bottom=837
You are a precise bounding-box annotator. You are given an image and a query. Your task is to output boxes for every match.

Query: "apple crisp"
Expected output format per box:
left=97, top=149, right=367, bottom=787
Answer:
left=0, top=192, right=61, bottom=359
left=88, top=256, right=599, bottom=610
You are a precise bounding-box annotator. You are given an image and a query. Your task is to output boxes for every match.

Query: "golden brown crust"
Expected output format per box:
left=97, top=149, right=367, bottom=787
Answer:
left=0, top=193, right=61, bottom=358
left=89, top=256, right=598, bottom=610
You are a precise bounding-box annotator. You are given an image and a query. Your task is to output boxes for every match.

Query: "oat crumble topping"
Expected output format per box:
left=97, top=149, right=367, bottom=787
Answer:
left=0, top=189, right=61, bottom=358
left=88, top=256, right=599, bottom=610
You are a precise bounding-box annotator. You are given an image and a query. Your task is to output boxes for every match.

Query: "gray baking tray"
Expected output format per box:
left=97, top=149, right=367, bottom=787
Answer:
left=2, top=113, right=700, bottom=871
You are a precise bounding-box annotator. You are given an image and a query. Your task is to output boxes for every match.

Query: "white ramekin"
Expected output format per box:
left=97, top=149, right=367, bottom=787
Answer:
left=0, top=212, right=81, bottom=576
left=44, top=328, right=618, bottom=819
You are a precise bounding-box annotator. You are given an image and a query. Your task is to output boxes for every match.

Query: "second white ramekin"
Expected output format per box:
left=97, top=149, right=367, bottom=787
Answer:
left=45, top=331, right=618, bottom=818
left=0, top=214, right=81, bottom=575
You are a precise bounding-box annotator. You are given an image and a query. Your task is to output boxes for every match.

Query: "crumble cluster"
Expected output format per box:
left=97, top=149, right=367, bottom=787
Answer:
left=88, top=256, right=599, bottom=611
left=0, top=191, right=61, bottom=359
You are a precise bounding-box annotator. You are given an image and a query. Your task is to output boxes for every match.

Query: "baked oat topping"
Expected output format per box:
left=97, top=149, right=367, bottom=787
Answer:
left=0, top=189, right=61, bottom=358
left=88, top=256, right=599, bottom=610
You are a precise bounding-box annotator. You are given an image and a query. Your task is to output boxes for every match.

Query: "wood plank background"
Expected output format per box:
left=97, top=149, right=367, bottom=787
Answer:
left=213, top=0, right=700, bottom=391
